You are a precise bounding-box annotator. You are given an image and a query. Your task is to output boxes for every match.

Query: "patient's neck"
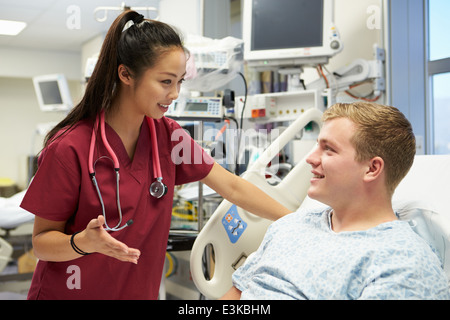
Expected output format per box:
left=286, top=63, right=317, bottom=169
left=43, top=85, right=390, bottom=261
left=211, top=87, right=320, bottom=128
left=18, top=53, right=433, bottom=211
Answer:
left=330, top=201, right=397, bottom=233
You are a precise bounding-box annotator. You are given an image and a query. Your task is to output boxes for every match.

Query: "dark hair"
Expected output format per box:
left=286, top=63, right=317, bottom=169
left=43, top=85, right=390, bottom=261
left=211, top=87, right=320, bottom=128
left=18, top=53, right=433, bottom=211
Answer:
left=44, top=10, right=185, bottom=146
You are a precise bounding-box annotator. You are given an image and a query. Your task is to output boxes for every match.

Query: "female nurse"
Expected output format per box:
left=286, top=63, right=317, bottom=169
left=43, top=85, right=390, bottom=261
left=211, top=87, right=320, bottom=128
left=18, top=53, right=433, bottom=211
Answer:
left=20, top=10, right=290, bottom=300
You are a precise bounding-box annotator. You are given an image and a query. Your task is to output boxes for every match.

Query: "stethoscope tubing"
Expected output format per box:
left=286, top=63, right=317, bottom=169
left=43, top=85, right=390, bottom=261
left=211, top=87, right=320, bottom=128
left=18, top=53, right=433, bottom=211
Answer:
left=91, top=169, right=128, bottom=231
left=88, top=111, right=164, bottom=232
left=146, top=116, right=163, bottom=179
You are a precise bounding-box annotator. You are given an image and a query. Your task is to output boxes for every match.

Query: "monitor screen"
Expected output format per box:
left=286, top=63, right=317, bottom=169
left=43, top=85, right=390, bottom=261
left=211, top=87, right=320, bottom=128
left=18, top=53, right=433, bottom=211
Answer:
left=243, top=0, right=342, bottom=67
left=251, top=0, right=323, bottom=51
left=32, top=74, right=73, bottom=112
left=39, top=81, right=63, bottom=105
left=186, top=102, right=209, bottom=112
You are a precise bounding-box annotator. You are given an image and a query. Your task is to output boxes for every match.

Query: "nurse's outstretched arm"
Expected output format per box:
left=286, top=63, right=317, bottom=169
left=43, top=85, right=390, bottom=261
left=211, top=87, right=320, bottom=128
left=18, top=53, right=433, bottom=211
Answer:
left=32, top=215, right=140, bottom=264
left=201, top=163, right=292, bottom=221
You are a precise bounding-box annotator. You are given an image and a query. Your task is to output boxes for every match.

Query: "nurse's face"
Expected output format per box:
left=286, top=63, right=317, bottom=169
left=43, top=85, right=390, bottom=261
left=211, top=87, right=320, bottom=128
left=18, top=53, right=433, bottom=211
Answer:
left=306, top=118, right=367, bottom=209
left=131, top=47, right=187, bottom=119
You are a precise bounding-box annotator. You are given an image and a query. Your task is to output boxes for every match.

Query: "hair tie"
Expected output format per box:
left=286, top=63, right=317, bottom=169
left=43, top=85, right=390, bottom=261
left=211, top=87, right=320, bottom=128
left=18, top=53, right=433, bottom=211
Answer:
left=70, top=231, right=91, bottom=256
left=122, top=14, right=145, bottom=33
left=122, top=20, right=134, bottom=33
left=133, top=14, right=145, bottom=24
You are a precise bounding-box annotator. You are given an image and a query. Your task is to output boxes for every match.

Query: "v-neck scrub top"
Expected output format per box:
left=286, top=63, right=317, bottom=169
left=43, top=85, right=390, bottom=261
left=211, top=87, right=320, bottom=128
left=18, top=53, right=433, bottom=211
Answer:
left=21, top=117, right=214, bottom=300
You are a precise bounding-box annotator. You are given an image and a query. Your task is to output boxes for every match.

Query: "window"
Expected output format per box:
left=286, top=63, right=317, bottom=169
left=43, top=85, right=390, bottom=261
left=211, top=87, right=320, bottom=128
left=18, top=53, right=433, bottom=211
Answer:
left=427, top=0, right=450, bottom=154
left=428, top=0, right=450, bottom=61
left=431, top=73, right=450, bottom=154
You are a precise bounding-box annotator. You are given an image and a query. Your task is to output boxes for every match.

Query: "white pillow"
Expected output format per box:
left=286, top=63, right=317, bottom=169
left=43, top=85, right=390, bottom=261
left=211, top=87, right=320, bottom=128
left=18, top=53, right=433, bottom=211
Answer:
left=394, top=200, right=450, bottom=280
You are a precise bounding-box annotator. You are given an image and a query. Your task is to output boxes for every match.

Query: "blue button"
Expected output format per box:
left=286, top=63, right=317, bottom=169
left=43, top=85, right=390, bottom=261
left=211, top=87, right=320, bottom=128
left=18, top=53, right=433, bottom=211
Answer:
left=222, top=205, right=247, bottom=244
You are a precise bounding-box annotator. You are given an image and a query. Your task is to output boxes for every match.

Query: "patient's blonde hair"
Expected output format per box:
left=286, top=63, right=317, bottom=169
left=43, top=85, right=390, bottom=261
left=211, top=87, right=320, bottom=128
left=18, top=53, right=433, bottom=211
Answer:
left=323, top=102, right=416, bottom=196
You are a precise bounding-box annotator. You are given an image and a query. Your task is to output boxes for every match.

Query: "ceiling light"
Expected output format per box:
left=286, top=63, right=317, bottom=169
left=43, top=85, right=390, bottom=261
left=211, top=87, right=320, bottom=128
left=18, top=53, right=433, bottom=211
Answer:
left=0, top=19, right=27, bottom=36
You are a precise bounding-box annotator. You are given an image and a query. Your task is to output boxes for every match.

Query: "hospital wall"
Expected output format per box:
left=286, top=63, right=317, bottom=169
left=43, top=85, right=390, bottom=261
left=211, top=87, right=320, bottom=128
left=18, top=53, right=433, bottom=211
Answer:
left=1, top=0, right=384, bottom=191
left=0, top=46, right=82, bottom=190
left=0, top=77, right=82, bottom=190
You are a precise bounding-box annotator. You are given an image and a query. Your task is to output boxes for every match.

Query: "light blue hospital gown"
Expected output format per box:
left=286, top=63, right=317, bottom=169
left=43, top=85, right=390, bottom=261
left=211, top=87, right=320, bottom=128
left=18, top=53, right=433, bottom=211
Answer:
left=232, top=208, right=450, bottom=300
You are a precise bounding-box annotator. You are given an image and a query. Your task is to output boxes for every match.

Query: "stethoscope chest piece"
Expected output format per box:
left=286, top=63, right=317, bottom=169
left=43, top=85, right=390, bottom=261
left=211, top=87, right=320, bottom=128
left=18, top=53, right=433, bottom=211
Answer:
left=150, top=178, right=167, bottom=198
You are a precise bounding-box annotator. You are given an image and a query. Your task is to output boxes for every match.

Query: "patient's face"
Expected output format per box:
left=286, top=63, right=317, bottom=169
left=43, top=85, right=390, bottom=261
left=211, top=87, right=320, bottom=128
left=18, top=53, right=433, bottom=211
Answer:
left=306, top=118, right=367, bottom=208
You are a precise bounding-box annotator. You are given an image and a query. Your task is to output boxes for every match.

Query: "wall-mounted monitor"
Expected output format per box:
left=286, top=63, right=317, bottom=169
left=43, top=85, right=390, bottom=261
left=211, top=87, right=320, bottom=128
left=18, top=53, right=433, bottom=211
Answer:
left=243, top=0, right=343, bottom=68
left=32, top=74, right=73, bottom=112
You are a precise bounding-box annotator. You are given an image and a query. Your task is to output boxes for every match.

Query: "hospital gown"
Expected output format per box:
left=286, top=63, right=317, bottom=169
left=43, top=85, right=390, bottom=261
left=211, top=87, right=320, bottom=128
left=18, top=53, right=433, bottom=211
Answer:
left=232, top=208, right=450, bottom=300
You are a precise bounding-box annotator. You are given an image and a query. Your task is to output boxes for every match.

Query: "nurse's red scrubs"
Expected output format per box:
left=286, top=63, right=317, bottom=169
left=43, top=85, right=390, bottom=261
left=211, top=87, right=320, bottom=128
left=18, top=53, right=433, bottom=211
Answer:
left=21, top=117, right=214, bottom=300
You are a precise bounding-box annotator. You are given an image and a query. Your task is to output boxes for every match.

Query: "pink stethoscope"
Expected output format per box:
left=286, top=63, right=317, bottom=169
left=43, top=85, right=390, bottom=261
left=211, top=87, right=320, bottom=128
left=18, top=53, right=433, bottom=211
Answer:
left=88, top=111, right=167, bottom=231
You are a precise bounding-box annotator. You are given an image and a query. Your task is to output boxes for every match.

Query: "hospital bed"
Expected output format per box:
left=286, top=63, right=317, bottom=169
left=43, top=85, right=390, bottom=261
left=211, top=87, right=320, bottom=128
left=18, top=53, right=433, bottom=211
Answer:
left=0, top=190, right=35, bottom=273
left=190, top=108, right=450, bottom=299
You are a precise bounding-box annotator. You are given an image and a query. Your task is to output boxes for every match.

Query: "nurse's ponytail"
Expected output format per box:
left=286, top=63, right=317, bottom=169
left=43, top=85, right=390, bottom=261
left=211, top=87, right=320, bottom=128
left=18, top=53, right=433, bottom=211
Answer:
left=44, top=10, right=185, bottom=147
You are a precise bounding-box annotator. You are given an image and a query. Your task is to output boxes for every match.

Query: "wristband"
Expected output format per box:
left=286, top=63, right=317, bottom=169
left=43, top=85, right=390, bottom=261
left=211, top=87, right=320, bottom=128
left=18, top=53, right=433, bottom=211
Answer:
left=70, top=231, right=91, bottom=256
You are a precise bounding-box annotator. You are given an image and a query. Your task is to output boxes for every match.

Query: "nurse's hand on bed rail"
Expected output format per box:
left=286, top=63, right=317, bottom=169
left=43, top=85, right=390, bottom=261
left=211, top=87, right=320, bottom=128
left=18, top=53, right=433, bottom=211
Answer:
left=81, top=215, right=141, bottom=264
left=201, top=163, right=292, bottom=221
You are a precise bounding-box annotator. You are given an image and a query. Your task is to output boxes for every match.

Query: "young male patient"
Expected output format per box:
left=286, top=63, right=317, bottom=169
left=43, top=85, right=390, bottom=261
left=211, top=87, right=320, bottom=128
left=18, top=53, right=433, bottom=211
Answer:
left=222, top=102, right=450, bottom=300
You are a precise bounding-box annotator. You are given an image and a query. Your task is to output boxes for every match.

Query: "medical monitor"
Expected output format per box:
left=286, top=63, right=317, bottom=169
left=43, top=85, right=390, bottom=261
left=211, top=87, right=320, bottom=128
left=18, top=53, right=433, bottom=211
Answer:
left=243, top=0, right=342, bottom=68
left=32, top=74, right=73, bottom=112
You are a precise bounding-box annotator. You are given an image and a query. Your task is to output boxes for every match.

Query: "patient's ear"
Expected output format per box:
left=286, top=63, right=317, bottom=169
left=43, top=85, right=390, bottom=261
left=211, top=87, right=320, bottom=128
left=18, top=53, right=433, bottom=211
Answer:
left=363, top=156, right=384, bottom=182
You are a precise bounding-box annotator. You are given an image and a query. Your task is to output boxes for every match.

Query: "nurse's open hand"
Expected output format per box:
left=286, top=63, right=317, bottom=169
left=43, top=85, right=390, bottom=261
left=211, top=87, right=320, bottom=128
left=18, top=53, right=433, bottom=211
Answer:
left=83, top=215, right=141, bottom=264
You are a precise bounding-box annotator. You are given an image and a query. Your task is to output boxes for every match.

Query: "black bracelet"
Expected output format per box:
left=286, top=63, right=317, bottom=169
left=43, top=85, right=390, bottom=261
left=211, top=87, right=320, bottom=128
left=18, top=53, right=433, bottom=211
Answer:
left=70, top=231, right=91, bottom=256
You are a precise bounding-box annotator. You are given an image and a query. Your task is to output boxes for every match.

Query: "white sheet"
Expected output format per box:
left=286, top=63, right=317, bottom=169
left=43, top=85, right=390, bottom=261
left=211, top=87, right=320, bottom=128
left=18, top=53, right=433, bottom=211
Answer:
left=0, top=190, right=34, bottom=230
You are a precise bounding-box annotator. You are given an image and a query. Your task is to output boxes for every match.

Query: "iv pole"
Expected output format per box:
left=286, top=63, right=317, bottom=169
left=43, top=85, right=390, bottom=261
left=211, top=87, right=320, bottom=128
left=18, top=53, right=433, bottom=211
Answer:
left=94, top=2, right=159, bottom=22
